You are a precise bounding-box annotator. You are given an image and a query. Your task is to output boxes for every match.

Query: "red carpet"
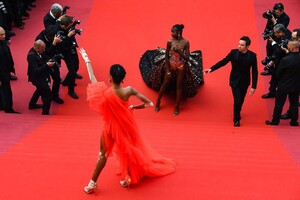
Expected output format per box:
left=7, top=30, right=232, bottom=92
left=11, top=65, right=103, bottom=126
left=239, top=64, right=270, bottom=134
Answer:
left=0, top=0, right=300, bottom=199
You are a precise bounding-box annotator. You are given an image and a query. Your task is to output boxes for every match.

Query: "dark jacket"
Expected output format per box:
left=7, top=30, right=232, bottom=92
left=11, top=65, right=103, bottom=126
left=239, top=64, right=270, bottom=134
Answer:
left=43, top=12, right=58, bottom=28
left=276, top=52, right=300, bottom=92
left=211, top=49, right=258, bottom=89
left=27, top=48, right=52, bottom=87
left=0, top=40, right=14, bottom=82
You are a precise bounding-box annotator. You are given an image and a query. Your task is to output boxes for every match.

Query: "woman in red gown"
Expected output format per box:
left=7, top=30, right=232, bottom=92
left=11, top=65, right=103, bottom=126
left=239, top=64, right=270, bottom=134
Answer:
left=80, top=49, right=176, bottom=194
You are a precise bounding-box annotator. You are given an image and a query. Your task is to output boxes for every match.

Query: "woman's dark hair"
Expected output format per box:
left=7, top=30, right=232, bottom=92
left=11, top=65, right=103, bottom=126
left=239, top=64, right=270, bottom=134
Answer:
left=172, top=24, right=184, bottom=35
left=110, top=64, right=126, bottom=84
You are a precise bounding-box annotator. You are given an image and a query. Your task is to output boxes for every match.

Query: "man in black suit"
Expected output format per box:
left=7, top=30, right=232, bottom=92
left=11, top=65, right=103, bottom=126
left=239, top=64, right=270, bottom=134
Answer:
left=0, top=26, right=19, bottom=114
left=35, top=25, right=64, bottom=104
left=43, top=3, right=63, bottom=29
left=56, top=15, right=80, bottom=99
left=27, top=40, right=55, bottom=115
left=281, top=28, right=300, bottom=119
left=266, top=40, right=300, bottom=126
left=203, top=36, right=258, bottom=127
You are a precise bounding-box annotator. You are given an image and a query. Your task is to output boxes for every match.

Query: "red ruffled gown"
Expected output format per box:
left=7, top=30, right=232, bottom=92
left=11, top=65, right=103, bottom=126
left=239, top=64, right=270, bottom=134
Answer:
left=87, top=82, right=176, bottom=184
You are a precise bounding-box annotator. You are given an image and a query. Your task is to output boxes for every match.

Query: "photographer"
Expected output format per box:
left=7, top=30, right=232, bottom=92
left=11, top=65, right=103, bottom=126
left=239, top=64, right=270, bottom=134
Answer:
left=43, top=3, right=64, bottom=29
left=56, top=15, right=81, bottom=99
left=35, top=24, right=64, bottom=104
left=262, top=24, right=291, bottom=99
left=280, top=28, right=300, bottom=119
left=27, top=40, right=55, bottom=115
left=261, top=3, right=290, bottom=75
left=265, top=39, right=300, bottom=126
left=43, top=4, right=82, bottom=79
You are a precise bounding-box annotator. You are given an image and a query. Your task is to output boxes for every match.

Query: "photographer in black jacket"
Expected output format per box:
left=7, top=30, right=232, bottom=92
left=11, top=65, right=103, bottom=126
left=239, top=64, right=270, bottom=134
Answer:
left=56, top=15, right=80, bottom=99
left=35, top=25, right=64, bottom=104
left=261, top=24, right=291, bottom=98
left=27, top=40, right=55, bottom=115
left=261, top=3, right=290, bottom=75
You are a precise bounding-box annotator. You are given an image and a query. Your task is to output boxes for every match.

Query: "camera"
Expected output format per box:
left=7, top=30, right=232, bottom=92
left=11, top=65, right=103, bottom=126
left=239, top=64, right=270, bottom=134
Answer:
left=72, top=19, right=80, bottom=27
left=49, top=54, right=64, bottom=68
left=261, top=55, right=276, bottom=65
left=56, top=30, right=66, bottom=39
left=69, top=26, right=82, bottom=35
left=62, top=5, right=70, bottom=14
left=278, top=39, right=288, bottom=48
left=262, top=10, right=275, bottom=19
left=262, top=29, right=273, bottom=40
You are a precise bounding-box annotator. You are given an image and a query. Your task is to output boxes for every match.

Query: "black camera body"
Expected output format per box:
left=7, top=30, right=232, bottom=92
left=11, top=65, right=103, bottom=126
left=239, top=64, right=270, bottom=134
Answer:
left=62, top=5, right=70, bottom=14
left=49, top=53, right=64, bottom=68
left=69, top=26, right=82, bottom=35
left=263, top=10, right=275, bottom=19
left=262, top=29, right=273, bottom=40
left=278, top=39, right=288, bottom=48
left=261, top=55, right=276, bottom=65
left=56, top=30, right=67, bottom=40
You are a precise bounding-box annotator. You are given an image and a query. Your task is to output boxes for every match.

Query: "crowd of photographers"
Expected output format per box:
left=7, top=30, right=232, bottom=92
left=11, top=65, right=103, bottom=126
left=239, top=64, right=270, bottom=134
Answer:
left=260, top=3, right=300, bottom=126
left=0, top=2, right=83, bottom=114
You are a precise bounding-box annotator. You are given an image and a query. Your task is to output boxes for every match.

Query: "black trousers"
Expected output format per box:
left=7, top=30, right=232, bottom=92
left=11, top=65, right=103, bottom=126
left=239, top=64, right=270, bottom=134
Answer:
left=63, top=52, right=79, bottom=93
left=50, top=67, right=61, bottom=99
left=29, top=84, right=52, bottom=114
left=231, top=86, right=248, bottom=121
left=268, top=69, right=278, bottom=95
left=272, top=89, right=299, bottom=124
left=0, top=80, right=13, bottom=112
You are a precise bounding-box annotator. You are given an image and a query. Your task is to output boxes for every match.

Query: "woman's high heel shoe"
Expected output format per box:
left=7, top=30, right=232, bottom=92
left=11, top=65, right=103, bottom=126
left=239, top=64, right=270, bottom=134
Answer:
left=120, top=175, right=131, bottom=190
left=155, top=100, right=160, bottom=112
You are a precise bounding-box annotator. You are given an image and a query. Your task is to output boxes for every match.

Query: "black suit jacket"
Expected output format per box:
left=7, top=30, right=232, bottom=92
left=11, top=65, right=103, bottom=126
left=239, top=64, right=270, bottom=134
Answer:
left=276, top=52, right=300, bottom=92
left=211, top=49, right=258, bottom=89
left=27, top=48, right=52, bottom=87
left=43, top=12, right=57, bottom=28
left=0, top=40, right=14, bottom=82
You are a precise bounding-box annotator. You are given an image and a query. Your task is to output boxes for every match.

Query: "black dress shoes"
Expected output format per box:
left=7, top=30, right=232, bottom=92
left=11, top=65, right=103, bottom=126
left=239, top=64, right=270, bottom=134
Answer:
left=262, top=93, right=276, bottom=99
left=29, top=104, right=42, bottom=110
left=76, top=73, right=83, bottom=79
left=280, top=113, right=290, bottom=119
left=265, top=120, right=278, bottom=126
left=234, top=120, right=240, bottom=127
left=290, top=121, right=299, bottom=126
left=68, top=92, right=79, bottom=99
left=53, top=97, right=64, bottom=104
left=5, top=109, right=21, bottom=114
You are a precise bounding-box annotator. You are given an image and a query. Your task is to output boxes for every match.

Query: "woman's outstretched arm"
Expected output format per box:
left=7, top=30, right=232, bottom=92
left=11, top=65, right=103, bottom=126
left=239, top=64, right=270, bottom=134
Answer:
left=79, top=48, right=98, bottom=83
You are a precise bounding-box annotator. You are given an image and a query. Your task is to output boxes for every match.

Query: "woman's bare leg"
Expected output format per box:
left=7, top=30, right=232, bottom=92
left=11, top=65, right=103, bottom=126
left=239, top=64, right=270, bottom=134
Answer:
left=84, top=134, right=108, bottom=193
left=174, top=67, right=185, bottom=115
left=155, top=73, right=172, bottom=111
left=91, top=135, right=107, bottom=182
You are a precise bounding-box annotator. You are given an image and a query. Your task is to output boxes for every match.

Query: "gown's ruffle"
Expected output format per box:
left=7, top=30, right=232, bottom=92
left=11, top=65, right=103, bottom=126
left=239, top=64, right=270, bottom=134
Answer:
left=139, top=48, right=204, bottom=97
left=87, top=82, right=176, bottom=183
